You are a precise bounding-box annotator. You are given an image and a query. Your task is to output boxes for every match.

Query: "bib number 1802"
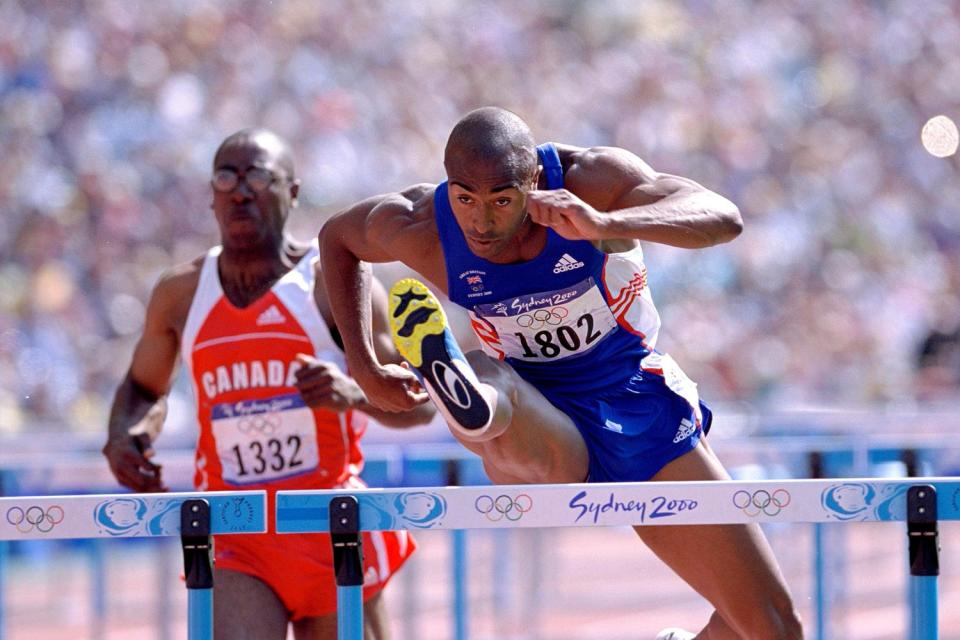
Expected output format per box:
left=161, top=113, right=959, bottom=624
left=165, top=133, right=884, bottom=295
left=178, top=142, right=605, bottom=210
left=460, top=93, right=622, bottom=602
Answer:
left=514, top=313, right=602, bottom=358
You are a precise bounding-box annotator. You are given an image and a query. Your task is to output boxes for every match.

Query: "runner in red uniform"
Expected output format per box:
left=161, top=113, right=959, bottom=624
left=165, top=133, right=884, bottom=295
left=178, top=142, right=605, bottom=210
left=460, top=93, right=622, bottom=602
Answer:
left=103, top=128, right=432, bottom=640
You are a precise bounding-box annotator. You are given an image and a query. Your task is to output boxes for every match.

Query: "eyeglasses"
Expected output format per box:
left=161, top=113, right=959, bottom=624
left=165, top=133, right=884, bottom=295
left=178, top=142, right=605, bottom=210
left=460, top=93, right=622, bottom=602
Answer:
left=212, top=167, right=280, bottom=193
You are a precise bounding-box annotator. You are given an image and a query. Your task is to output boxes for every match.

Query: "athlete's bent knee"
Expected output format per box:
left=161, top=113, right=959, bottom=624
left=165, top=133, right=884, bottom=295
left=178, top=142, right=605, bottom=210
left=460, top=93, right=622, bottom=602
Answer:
left=465, top=350, right=508, bottom=381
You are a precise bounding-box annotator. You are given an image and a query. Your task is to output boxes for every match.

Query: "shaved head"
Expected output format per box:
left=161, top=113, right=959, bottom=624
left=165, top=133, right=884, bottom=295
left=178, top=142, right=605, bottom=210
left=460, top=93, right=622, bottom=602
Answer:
left=444, top=107, right=537, bottom=183
left=214, top=128, right=296, bottom=179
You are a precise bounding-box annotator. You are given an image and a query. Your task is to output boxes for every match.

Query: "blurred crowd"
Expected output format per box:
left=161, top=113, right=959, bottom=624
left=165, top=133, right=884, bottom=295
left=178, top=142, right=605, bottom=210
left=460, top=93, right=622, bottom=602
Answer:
left=2, top=0, right=960, bottom=436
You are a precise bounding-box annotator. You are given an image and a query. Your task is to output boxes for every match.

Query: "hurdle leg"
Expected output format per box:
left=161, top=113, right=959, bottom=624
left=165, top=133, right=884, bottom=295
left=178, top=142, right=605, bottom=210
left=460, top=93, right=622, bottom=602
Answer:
left=180, top=499, right=213, bottom=640
left=452, top=528, right=468, bottom=640
left=808, top=452, right=830, bottom=640
left=907, top=485, right=939, bottom=640
left=446, top=459, right=468, bottom=640
left=330, top=496, right=363, bottom=640
left=88, top=539, right=107, bottom=639
left=0, top=537, right=5, bottom=640
left=0, top=470, right=6, bottom=640
left=902, top=449, right=920, bottom=635
left=398, top=452, right=421, bottom=640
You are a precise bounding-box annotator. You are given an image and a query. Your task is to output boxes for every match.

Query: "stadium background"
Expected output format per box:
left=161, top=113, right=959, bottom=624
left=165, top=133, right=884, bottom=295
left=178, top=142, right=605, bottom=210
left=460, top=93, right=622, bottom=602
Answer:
left=1, top=1, right=959, bottom=638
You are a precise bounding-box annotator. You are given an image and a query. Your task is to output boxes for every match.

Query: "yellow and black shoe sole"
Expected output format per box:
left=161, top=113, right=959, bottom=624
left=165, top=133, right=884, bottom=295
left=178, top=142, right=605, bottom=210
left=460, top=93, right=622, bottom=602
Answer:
left=388, top=278, right=491, bottom=430
left=389, top=278, right=447, bottom=368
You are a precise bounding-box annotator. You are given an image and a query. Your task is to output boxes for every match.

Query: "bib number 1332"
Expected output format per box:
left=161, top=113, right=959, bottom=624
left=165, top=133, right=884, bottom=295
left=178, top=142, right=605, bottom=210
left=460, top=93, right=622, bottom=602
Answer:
left=212, top=393, right=319, bottom=484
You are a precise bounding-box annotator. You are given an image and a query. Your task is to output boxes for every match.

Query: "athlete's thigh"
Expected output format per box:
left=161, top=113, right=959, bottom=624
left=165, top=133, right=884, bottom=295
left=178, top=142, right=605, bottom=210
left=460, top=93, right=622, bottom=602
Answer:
left=292, top=592, right=389, bottom=640
left=214, top=568, right=289, bottom=640
left=633, top=440, right=792, bottom=618
left=466, top=350, right=588, bottom=483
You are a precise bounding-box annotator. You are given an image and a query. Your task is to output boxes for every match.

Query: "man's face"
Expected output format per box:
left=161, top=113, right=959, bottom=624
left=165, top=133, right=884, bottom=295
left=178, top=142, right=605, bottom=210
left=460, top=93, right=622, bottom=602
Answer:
left=446, top=161, right=538, bottom=261
left=211, top=140, right=298, bottom=251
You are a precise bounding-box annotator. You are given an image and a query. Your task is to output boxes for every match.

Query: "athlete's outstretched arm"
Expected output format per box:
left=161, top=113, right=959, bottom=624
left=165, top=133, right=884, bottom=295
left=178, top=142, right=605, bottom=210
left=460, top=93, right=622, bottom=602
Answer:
left=102, top=269, right=191, bottom=492
left=318, top=185, right=434, bottom=413
left=296, top=273, right=435, bottom=427
left=528, top=145, right=742, bottom=249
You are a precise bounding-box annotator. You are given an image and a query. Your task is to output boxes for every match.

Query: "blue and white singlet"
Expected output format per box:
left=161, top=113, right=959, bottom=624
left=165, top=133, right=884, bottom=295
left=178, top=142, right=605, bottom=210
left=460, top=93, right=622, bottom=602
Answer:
left=434, top=143, right=710, bottom=481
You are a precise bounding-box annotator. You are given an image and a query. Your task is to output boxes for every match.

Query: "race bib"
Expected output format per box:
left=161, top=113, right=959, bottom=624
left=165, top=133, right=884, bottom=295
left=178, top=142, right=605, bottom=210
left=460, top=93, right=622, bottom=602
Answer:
left=212, top=393, right=319, bottom=485
left=473, top=278, right=618, bottom=362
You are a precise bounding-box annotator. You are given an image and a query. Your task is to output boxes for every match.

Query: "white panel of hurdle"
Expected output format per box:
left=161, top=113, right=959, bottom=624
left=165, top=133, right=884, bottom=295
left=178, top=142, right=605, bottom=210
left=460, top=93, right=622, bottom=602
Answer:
left=276, top=477, right=957, bottom=640
left=0, top=491, right=267, bottom=640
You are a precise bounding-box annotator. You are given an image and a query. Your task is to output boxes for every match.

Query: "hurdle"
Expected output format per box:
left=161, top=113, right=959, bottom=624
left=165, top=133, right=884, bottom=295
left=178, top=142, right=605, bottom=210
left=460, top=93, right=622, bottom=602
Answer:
left=0, top=491, right=266, bottom=640
left=276, top=477, right=957, bottom=640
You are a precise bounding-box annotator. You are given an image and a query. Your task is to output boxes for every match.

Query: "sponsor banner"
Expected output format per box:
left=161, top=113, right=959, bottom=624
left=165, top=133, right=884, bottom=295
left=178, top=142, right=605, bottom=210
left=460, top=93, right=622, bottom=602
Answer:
left=276, top=478, right=960, bottom=533
left=1, top=490, right=266, bottom=540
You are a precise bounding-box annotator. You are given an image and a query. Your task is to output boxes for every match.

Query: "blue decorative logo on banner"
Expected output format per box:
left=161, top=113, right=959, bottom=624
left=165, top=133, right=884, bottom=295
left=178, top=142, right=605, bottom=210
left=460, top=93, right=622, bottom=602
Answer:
left=361, top=492, right=448, bottom=529
left=821, top=482, right=906, bottom=521
left=93, top=497, right=181, bottom=536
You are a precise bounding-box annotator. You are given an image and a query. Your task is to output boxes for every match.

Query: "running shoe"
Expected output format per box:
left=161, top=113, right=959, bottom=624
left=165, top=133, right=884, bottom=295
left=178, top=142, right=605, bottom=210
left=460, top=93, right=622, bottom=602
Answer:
left=389, top=278, right=493, bottom=432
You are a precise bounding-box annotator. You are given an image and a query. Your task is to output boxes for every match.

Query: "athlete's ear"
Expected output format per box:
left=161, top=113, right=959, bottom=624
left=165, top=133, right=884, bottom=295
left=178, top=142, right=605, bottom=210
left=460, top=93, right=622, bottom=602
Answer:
left=289, top=178, right=301, bottom=208
left=532, top=164, right=543, bottom=190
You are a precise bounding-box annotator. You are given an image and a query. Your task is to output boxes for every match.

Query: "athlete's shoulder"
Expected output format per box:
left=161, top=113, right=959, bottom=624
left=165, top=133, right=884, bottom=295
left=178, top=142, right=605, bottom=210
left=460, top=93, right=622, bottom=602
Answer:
left=366, top=184, right=444, bottom=280
left=549, top=142, right=587, bottom=167
left=400, top=182, right=436, bottom=204
left=376, top=183, right=436, bottom=216
left=137, top=252, right=207, bottom=336
left=558, top=143, right=654, bottom=179
left=556, top=143, right=657, bottom=209
left=151, top=253, right=205, bottom=309
left=371, top=183, right=438, bottom=231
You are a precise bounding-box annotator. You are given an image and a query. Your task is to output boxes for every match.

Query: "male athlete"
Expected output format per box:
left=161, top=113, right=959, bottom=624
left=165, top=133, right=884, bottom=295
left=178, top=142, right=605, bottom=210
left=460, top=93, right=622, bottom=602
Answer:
left=319, top=107, right=803, bottom=639
left=103, top=128, right=431, bottom=640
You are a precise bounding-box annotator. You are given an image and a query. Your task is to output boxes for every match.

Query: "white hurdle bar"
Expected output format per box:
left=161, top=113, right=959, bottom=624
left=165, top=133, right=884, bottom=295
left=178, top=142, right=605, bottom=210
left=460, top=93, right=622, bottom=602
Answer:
left=0, top=491, right=267, bottom=541
left=276, top=477, right=957, bottom=640
left=0, top=491, right=267, bottom=640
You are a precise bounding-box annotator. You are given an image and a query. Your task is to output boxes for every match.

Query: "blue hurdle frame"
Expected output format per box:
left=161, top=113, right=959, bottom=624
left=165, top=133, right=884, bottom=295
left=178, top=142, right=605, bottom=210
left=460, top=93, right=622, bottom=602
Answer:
left=181, top=499, right=214, bottom=640
left=808, top=452, right=830, bottom=640
left=330, top=496, right=364, bottom=640
left=907, top=485, right=939, bottom=640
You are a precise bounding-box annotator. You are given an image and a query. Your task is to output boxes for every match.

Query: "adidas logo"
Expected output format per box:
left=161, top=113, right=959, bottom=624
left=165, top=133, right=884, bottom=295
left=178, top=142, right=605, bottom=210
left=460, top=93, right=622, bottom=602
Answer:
left=673, top=418, right=697, bottom=444
left=256, top=304, right=286, bottom=326
left=553, top=253, right=584, bottom=274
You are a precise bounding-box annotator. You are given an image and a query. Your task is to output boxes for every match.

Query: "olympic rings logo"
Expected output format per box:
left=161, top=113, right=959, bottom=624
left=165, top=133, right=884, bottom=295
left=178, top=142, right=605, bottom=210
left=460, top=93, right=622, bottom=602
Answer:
left=516, top=307, right=568, bottom=329
left=237, top=412, right=281, bottom=435
left=475, top=494, right=532, bottom=522
left=732, top=489, right=791, bottom=517
left=6, top=505, right=65, bottom=533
